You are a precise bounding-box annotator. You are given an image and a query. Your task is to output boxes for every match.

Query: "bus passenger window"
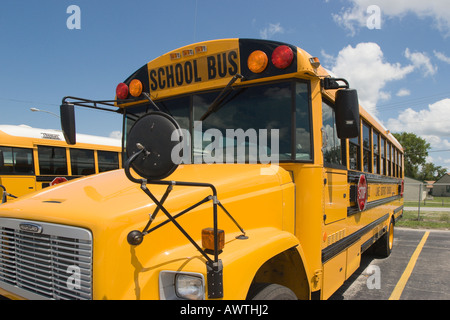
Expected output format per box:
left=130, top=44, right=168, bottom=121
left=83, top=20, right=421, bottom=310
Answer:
left=70, top=149, right=95, bottom=175
left=373, top=131, right=379, bottom=174
left=380, top=137, right=386, bottom=175
left=321, top=100, right=343, bottom=167
left=349, top=135, right=360, bottom=171
left=38, top=146, right=68, bottom=175
left=362, top=122, right=372, bottom=172
left=98, top=151, right=119, bottom=172
left=0, top=146, right=34, bottom=175
left=387, top=143, right=391, bottom=176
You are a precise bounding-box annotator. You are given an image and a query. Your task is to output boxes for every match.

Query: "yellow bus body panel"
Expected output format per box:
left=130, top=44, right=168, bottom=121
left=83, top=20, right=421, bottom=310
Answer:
left=0, top=164, right=299, bottom=299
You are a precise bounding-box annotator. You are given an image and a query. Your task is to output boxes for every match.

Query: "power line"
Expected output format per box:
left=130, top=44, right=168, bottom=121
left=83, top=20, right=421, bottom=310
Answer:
left=0, top=97, right=58, bottom=107
left=376, top=90, right=450, bottom=111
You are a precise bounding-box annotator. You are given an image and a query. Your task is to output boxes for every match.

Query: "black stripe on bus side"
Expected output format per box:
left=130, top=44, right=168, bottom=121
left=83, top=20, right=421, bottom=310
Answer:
left=394, top=205, right=404, bottom=223
left=347, top=195, right=401, bottom=216
left=348, top=170, right=402, bottom=184
left=322, top=213, right=389, bottom=263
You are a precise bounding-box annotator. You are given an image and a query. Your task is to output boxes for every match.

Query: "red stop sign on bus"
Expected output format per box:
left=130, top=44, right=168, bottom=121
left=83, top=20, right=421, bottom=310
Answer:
left=51, top=177, right=68, bottom=186
left=357, top=174, right=368, bottom=211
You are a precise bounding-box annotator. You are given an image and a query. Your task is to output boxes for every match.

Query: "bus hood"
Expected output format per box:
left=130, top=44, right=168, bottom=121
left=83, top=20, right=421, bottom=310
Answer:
left=0, top=163, right=295, bottom=299
left=0, top=163, right=293, bottom=230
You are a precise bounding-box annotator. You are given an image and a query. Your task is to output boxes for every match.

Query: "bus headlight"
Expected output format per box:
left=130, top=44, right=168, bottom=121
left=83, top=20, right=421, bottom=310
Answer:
left=159, top=271, right=205, bottom=300
left=175, top=274, right=205, bottom=300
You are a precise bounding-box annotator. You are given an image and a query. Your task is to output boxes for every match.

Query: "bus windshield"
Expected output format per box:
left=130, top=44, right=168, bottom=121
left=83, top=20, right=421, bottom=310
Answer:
left=124, top=80, right=312, bottom=164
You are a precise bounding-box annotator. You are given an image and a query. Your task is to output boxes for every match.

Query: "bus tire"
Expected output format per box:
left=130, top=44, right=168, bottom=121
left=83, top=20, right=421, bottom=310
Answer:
left=374, top=218, right=394, bottom=258
left=247, top=283, right=298, bottom=300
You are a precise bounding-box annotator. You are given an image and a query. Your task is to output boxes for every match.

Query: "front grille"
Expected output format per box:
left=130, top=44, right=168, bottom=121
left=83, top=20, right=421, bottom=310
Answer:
left=0, top=218, right=92, bottom=300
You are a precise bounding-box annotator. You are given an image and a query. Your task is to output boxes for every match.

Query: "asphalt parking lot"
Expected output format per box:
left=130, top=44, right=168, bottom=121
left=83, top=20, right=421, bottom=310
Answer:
left=330, top=227, right=450, bottom=300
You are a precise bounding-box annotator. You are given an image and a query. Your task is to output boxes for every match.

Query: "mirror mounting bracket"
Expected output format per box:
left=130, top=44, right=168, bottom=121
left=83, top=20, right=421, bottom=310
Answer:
left=123, top=112, right=247, bottom=299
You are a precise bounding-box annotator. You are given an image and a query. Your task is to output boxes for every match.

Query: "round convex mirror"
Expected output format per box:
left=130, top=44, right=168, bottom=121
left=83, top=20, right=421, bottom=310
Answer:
left=126, top=112, right=182, bottom=180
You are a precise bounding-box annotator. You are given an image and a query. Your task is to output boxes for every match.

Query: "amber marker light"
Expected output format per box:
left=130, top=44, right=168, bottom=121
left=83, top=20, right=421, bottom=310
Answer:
left=248, top=50, right=268, bottom=73
left=195, top=45, right=207, bottom=54
left=310, top=57, right=321, bottom=68
left=170, top=52, right=181, bottom=60
left=129, top=79, right=143, bottom=97
left=182, top=49, right=194, bottom=57
left=202, top=228, right=225, bottom=251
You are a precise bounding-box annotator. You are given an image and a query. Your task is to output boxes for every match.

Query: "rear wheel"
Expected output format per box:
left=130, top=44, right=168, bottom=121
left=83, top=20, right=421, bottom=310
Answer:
left=247, top=283, right=297, bottom=300
left=374, top=218, right=394, bottom=258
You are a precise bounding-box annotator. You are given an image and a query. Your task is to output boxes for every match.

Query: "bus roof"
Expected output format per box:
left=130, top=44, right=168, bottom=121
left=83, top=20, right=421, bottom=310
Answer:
left=0, top=125, right=121, bottom=147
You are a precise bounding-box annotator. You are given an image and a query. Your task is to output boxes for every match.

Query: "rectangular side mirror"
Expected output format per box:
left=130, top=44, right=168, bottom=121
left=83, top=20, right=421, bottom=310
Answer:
left=60, top=103, right=76, bottom=145
left=335, top=89, right=360, bottom=139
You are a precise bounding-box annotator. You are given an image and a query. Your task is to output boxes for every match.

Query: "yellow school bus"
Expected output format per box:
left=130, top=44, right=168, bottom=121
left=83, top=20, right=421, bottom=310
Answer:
left=0, top=125, right=121, bottom=199
left=0, top=39, right=403, bottom=300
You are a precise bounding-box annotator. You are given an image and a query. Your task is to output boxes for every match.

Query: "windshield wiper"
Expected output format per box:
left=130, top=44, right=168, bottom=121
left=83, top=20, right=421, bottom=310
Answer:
left=199, top=74, right=244, bottom=121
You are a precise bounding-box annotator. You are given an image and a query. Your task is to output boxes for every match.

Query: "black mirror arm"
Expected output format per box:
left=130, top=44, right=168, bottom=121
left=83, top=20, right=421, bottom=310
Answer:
left=124, top=147, right=147, bottom=185
left=321, top=77, right=350, bottom=90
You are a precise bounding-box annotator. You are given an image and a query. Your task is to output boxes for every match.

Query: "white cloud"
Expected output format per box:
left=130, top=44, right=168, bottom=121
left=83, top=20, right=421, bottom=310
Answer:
left=260, top=23, right=284, bottom=39
left=434, top=50, right=450, bottom=64
left=396, top=88, right=411, bottom=97
left=386, top=98, right=450, bottom=171
left=333, top=0, right=450, bottom=36
left=386, top=98, right=450, bottom=137
left=323, top=42, right=414, bottom=113
left=109, top=130, right=122, bottom=139
left=404, top=48, right=437, bottom=76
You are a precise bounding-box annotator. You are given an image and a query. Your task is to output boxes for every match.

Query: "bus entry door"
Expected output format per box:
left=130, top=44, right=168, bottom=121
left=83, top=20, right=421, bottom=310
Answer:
left=323, top=168, right=347, bottom=225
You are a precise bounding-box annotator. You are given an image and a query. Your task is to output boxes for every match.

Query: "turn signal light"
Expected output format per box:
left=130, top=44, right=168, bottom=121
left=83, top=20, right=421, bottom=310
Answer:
left=272, top=45, right=294, bottom=69
left=248, top=50, right=268, bottom=73
left=116, top=83, right=129, bottom=100
left=202, top=228, right=225, bottom=251
left=129, top=79, right=143, bottom=97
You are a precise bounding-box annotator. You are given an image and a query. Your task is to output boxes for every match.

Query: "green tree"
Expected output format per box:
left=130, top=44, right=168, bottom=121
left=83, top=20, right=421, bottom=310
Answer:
left=393, top=132, right=430, bottom=179
left=418, top=162, right=447, bottom=181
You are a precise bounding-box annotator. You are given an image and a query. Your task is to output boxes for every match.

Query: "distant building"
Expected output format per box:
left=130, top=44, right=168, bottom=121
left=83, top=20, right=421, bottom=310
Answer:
left=432, top=173, right=450, bottom=197
left=404, top=176, right=427, bottom=201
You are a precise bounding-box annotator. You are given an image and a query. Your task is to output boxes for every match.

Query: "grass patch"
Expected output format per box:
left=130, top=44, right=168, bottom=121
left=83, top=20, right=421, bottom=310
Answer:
left=396, top=210, right=450, bottom=230
left=404, top=196, right=450, bottom=208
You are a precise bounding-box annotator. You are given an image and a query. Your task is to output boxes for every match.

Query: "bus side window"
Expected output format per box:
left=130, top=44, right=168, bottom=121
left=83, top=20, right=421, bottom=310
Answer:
left=373, top=130, right=380, bottom=174
left=0, top=146, right=34, bottom=175
left=70, top=149, right=95, bottom=175
left=362, top=121, right=372, bottom=173
left=380, top=137, right=386, bottom=175
left=98, top=151, right=119, bottom=172
left=322, top=100, right=344, bottom=167
left=38, top=146, right=68, bottom=175
left=349, top=132, right=360, bottom=171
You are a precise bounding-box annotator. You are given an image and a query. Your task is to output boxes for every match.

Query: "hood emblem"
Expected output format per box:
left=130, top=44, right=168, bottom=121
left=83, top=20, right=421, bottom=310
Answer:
left=19, top=223, right=43, bottom=234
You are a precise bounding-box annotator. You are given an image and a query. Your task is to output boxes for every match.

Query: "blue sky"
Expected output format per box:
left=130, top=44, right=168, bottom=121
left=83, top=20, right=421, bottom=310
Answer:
left=1, top=0, right=450, bottom=172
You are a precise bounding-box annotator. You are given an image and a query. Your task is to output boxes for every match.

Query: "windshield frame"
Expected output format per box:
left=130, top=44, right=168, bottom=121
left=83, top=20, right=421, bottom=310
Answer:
left=122, top=79, right=313, bottom=164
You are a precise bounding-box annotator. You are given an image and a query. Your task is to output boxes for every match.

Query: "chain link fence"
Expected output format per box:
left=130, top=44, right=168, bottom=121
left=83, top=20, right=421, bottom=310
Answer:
left=403, top=181, right=450, bottom=229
